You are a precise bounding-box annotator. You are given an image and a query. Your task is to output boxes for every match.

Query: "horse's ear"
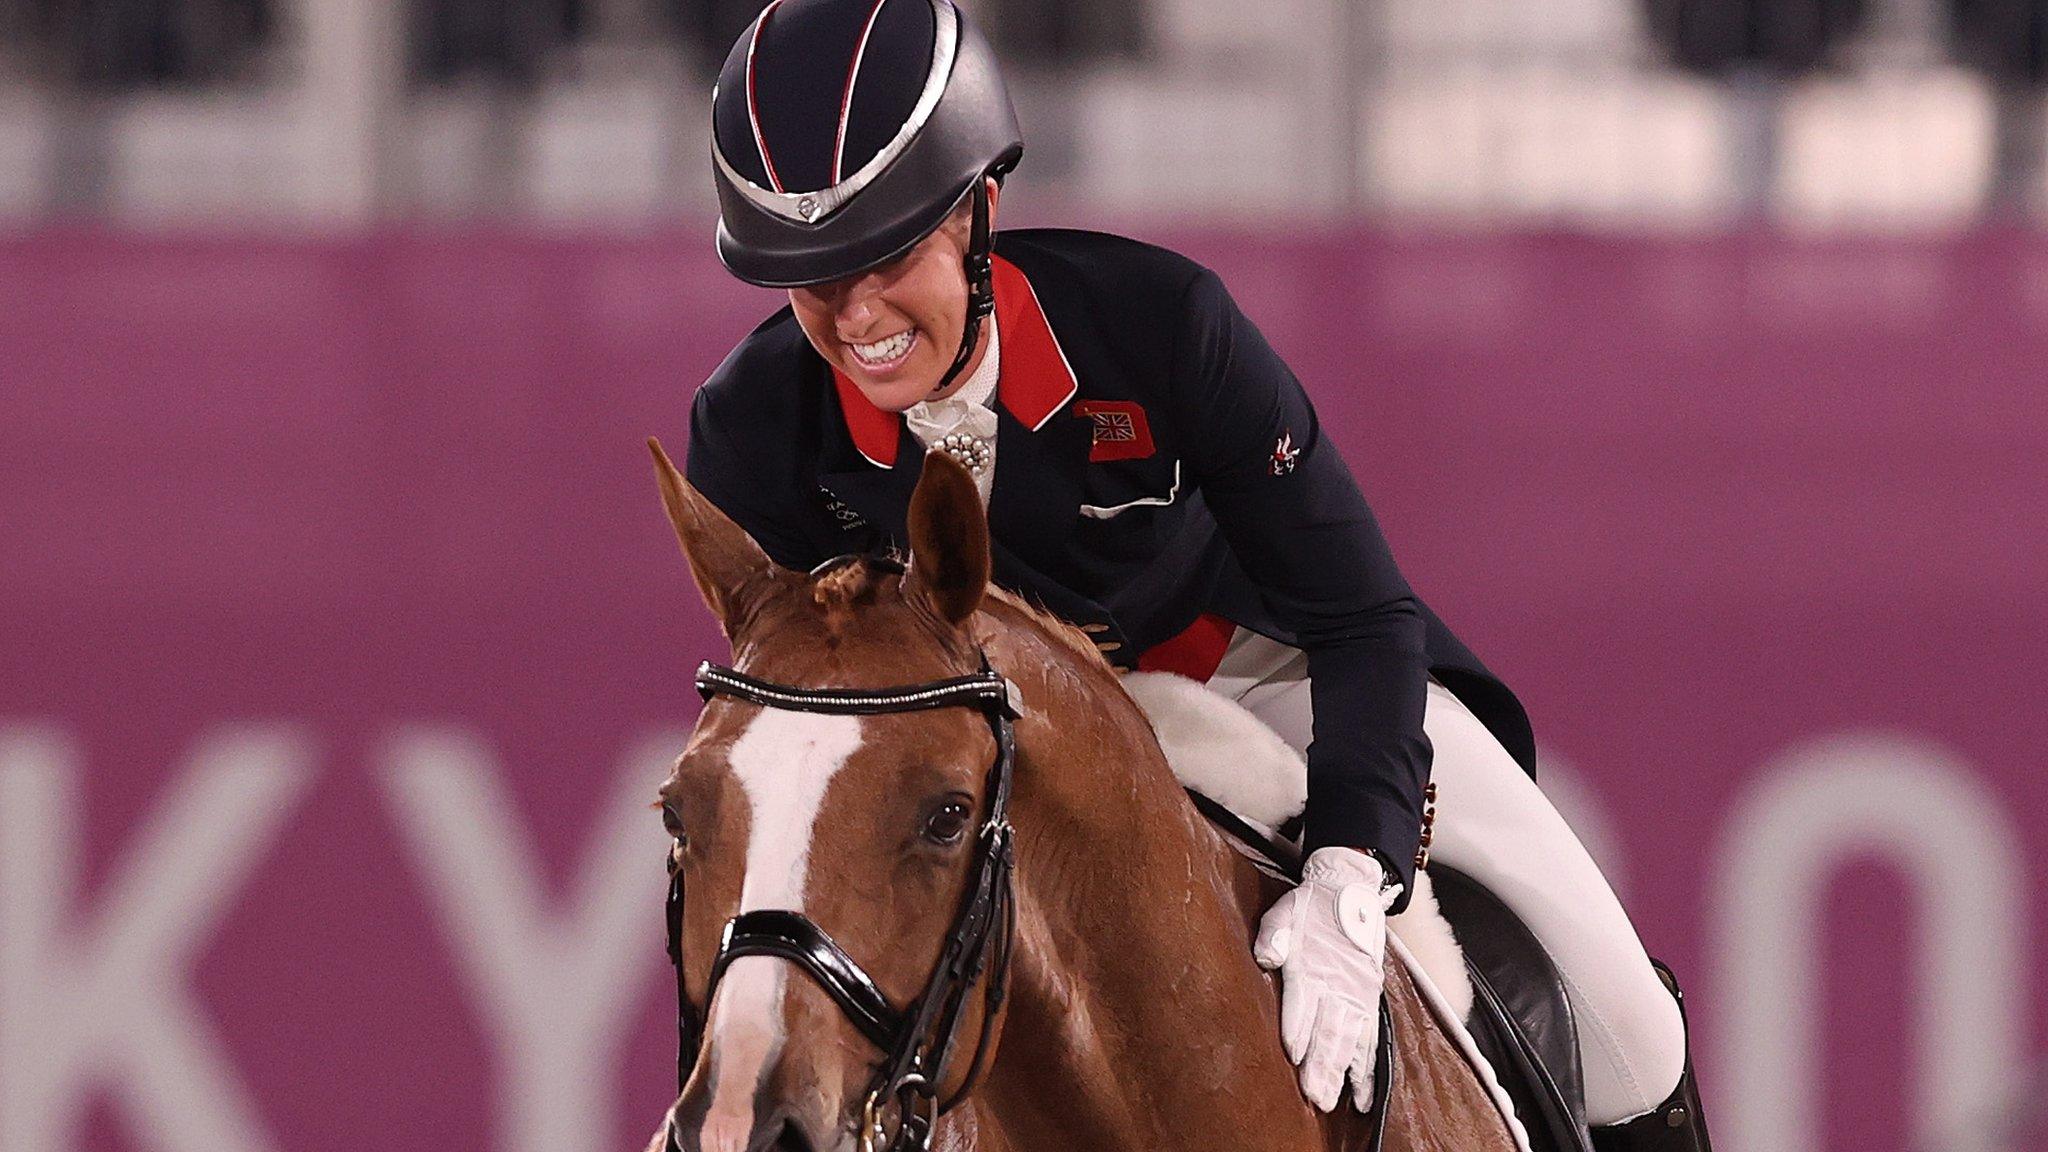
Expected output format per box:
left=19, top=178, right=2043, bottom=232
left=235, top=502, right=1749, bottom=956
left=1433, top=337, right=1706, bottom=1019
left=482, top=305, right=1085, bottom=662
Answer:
left=905, top=450, right=989, bottom=626
left=648, top=437, right=773, bottom=627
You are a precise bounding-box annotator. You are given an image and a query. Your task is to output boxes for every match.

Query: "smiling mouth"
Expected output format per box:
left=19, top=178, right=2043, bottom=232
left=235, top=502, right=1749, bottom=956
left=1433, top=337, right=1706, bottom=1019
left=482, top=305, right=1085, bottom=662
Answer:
left=849, top=330, right=917, bottom=370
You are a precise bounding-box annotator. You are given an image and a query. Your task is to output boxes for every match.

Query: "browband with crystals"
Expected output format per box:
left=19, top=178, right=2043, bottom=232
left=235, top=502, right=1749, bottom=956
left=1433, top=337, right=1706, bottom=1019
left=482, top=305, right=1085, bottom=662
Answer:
left=695, top=661, right=1018, bottom=718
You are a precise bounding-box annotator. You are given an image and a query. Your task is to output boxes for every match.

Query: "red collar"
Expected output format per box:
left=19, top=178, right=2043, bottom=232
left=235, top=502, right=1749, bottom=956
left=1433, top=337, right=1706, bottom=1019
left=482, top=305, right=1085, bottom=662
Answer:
left=831, top=254, right=1080, bottom=468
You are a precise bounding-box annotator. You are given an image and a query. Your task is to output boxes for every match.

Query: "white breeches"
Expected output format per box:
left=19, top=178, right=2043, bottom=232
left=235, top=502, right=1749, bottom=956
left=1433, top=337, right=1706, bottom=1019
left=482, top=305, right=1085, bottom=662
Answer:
left=1204, top=630, right=1687, bottom=1126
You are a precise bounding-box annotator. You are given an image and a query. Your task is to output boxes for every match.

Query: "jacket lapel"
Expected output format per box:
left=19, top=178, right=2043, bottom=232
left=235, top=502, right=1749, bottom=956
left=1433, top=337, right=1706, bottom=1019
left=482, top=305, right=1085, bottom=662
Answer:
left=985, top=255, right=1088, bottom=566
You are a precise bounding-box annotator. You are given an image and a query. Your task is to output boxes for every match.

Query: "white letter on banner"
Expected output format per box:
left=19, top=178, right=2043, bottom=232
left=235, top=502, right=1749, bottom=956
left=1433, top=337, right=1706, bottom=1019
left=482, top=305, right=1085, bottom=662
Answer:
left=381, top=726, right=680, bottom=1152
left=1710, top=733, right=2027, bottom=1152
left=0, top=723, right=312, bottom=1152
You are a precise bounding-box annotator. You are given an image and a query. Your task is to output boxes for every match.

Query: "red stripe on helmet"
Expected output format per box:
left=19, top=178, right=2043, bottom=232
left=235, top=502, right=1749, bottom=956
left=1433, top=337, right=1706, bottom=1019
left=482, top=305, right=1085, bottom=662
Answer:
left=833, top=0, right=890, bottom=186
left=745, top=0, right=788, bottom=194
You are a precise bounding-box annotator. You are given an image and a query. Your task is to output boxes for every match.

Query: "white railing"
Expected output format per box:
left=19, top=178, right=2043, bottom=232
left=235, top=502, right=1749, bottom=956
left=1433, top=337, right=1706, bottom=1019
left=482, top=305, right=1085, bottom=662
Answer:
left=0, top=0, right=2036, bottom=230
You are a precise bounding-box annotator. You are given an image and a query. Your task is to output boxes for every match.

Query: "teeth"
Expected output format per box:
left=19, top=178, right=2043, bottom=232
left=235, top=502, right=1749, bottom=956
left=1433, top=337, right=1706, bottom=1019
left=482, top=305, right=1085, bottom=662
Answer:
left=851, top=330, right=914, bottom=365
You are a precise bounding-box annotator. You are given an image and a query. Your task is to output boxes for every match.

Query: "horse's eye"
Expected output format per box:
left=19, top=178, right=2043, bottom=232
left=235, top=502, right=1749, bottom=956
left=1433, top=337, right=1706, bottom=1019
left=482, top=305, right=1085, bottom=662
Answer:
left=923, top=800, right=973, bottom=845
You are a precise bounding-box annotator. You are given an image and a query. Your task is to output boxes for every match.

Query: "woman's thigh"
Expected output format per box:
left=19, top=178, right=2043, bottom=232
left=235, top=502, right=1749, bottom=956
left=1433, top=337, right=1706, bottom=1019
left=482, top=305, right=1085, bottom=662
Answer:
left=1417, top=680, right=1684, bottom=1124
left=1206, top=631, right=1686, bottom=1124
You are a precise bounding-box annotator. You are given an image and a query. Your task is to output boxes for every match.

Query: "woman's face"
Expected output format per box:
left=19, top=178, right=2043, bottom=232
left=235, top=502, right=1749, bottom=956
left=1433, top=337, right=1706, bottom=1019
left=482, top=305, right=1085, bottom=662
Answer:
left=788, top=187, right=997, bottom=413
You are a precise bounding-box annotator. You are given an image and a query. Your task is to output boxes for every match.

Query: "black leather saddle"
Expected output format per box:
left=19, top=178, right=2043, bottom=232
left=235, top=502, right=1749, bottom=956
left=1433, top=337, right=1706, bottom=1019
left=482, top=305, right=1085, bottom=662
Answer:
left=1186, top=793, right=1592, bottom=1152
left=1429, top=863, right=1593, bottom=1152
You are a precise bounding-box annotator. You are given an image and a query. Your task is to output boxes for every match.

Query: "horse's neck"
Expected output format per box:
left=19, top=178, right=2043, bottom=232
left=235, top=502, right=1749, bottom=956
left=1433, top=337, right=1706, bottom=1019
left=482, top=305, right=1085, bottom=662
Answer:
left=975, top=616, right=1323, bottom=1151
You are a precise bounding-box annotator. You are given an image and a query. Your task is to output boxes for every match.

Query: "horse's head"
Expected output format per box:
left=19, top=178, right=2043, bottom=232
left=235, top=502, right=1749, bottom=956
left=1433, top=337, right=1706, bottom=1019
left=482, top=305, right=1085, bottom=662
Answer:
left=648, top=440, right=1011, bottom=1152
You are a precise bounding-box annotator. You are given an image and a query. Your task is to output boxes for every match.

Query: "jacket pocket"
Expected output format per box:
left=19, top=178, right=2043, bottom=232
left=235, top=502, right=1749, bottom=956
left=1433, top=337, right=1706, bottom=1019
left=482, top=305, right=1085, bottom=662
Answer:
left=1079, top=459, right=1182, bottom=520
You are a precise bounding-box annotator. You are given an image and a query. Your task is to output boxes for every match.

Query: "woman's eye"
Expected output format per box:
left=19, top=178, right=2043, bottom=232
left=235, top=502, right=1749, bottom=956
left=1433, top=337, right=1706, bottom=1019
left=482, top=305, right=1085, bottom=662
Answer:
left=923, top=801, right=973, bottom=845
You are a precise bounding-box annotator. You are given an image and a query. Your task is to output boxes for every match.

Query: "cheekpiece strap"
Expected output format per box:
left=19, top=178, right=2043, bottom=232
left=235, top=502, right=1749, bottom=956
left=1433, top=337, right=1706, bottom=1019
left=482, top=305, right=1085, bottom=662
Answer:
left=696, top=662, right=1017, bottom=718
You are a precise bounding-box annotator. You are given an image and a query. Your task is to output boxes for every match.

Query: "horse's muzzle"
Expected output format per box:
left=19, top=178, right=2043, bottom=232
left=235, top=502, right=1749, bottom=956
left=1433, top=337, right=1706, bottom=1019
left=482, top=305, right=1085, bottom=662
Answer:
left=667, top=1053, right=853, bottom=1152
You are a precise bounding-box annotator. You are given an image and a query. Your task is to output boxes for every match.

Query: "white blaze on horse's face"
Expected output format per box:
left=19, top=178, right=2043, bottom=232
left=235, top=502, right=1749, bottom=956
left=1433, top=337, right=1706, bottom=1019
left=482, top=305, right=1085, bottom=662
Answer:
left=699, top=708, right=867, bottom=1150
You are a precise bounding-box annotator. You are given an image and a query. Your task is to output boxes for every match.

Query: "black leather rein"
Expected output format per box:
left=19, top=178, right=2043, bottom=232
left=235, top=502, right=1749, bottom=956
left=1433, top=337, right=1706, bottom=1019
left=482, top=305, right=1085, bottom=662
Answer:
left=664, top=658, right=1021, bottom=1152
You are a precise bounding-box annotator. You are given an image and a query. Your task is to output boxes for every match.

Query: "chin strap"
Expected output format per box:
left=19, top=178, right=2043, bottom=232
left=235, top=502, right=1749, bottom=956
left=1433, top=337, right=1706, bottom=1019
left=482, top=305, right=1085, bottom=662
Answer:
left=930, top=179, right=996, bottom=398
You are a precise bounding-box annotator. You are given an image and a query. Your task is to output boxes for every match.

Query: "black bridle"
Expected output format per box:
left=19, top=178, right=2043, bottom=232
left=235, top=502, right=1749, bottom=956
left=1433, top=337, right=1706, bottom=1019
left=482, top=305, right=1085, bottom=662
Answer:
left=664, top=657, right=1021, bottom=1152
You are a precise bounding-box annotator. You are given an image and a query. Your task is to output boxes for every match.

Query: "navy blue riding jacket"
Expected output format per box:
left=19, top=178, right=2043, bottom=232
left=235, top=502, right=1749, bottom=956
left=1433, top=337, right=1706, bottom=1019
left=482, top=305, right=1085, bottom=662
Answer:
left=685, top=228, right=1534, bottom=906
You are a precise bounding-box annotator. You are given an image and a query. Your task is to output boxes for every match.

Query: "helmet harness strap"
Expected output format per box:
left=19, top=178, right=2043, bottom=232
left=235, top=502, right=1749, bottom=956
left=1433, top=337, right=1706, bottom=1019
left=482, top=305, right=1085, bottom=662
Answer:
left=929, top=178, right=996, bottom=398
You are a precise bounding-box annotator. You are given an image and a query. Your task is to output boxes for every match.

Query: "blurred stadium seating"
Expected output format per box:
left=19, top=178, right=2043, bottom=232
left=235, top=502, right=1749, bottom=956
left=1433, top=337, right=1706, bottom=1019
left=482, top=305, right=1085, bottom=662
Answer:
left=2, top=0, right=2046, bottom=227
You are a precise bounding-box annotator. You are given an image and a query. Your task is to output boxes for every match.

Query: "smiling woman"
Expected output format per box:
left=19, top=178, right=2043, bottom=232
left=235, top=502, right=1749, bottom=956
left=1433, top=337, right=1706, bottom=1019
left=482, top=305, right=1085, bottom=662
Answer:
left=787, top=190, right=998, bottom=412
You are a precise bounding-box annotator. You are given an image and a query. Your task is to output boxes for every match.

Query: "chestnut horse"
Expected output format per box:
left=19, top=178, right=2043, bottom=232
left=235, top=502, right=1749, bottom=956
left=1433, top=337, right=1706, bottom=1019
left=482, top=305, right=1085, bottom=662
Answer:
left=647, top=439, right=1515, bottom=1152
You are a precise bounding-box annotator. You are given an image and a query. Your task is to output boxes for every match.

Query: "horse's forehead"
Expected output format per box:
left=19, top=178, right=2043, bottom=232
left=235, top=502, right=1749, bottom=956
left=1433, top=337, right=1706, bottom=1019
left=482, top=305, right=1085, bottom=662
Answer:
left=693, top=698, right=988, bottom=845
left=723, top=708, right=869, bottom=912
left=702, top=700, right=977, bottom=783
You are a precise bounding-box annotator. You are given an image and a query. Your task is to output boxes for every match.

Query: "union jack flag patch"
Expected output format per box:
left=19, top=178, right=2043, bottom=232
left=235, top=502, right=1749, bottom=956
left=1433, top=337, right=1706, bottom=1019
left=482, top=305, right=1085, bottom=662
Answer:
left=1075, top=400, right=1155, bottom=462
left=1093, top=410, right=1138, bottom=442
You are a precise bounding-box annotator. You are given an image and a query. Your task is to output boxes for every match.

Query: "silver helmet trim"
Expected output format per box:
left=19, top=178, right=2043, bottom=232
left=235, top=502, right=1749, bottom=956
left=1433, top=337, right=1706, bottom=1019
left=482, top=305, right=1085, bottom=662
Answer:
left=713, top=0, right=960, bottom=227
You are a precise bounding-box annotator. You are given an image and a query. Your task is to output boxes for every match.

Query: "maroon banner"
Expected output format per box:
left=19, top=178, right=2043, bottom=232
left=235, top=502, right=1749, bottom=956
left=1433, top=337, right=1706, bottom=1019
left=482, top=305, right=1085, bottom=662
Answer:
left=2, top=228, right=2043, bottom=1152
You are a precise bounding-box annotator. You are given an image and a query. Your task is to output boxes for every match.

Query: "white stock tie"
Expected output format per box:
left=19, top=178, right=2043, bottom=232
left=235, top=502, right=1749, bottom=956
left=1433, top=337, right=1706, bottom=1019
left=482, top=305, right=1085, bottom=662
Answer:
left=904, top=321, right=1001, bottom=503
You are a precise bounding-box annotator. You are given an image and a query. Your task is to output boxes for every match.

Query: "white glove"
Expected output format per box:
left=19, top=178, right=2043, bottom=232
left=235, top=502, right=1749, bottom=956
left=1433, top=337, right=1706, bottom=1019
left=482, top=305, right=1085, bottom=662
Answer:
left=1253, top=846, right=1399, bottom=1112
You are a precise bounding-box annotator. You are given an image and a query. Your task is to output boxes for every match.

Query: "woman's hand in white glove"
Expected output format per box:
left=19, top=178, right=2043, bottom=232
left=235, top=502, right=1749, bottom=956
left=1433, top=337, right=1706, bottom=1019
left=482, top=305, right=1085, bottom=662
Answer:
left=1253, top=846, right=1399, bottom=1112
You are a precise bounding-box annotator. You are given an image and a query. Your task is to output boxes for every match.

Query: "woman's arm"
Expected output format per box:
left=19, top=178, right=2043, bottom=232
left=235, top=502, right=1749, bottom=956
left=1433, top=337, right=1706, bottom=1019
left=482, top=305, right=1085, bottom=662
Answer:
left=684, top=384, right=832, bottom=572
left=1167, top=268, right=1431, bottom=909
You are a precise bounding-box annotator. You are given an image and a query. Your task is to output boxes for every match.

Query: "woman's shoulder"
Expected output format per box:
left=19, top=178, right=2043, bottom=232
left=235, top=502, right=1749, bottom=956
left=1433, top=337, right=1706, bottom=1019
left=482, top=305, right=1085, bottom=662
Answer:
left=996, top=228, right=1213, bottom=302
left=694, top=306, right=813, bottom=422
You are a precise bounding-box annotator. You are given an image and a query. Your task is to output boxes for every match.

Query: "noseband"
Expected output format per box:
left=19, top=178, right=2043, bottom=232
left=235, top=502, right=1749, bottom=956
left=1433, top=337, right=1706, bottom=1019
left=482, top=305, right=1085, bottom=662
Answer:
left=664, top=658, right=1021, bottom=1152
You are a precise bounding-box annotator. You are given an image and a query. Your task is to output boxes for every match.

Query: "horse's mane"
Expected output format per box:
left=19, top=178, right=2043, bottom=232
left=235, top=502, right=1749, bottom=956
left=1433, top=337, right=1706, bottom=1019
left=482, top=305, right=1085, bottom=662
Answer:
left=810, top=557, right=886, bottom=608
left=979, top=585, right=1112, bottom=670
left=803, top=554, right=1111, bottom=673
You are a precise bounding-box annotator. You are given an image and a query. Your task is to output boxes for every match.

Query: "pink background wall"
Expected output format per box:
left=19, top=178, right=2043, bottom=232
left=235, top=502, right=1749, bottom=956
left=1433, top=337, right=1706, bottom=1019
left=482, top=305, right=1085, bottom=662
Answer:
left=3, top=229, right=2043, bottom=1152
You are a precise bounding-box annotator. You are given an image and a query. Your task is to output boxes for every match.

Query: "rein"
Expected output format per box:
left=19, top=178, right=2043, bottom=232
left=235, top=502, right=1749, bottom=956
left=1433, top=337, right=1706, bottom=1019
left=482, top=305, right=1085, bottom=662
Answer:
left=664, top=658, right=1021, bottom=1152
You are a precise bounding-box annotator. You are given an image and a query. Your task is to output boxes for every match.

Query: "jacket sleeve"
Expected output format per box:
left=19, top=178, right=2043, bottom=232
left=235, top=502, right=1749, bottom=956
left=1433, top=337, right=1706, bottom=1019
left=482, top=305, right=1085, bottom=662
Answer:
left=1167, top=268, right=1431, bottom=908
left=684, top=385, right=830, bottom=572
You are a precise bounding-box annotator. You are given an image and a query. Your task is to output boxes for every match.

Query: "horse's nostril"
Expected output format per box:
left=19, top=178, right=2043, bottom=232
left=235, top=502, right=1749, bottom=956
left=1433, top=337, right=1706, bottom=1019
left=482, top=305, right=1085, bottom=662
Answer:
left=764, top=1118, right=815, bottom=1152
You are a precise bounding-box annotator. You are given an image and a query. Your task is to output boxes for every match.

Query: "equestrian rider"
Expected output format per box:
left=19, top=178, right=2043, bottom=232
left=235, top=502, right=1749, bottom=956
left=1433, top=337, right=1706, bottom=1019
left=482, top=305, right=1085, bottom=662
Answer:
left=683, top=2, right=1710, bottom=1148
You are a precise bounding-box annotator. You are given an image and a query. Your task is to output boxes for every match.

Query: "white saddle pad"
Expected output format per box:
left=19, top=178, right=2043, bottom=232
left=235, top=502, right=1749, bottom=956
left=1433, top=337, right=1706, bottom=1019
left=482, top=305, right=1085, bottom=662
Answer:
left=1119, top=670, right=1475, bottom=1022
left=1123, top=670, right=1535, bottom=1150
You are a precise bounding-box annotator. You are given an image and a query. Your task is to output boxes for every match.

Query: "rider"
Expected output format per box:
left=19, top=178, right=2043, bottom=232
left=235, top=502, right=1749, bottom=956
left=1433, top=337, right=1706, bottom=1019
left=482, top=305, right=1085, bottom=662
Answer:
left=683, top=2, right=1709, bottom=1148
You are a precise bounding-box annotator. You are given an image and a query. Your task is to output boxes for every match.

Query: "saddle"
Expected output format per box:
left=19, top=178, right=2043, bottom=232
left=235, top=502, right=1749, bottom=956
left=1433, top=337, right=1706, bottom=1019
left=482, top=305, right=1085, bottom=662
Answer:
left=1189, top=793, right=1592, bottom=1152
left=1125, top=670, right=1592, bottom=1152
left=1429, top=863, right=1594, bottom=1152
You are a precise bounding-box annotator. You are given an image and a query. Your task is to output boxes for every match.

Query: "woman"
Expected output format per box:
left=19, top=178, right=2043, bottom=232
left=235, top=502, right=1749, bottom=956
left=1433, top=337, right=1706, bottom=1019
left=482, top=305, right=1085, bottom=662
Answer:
left=683, top=1, right=1707, bottom=1147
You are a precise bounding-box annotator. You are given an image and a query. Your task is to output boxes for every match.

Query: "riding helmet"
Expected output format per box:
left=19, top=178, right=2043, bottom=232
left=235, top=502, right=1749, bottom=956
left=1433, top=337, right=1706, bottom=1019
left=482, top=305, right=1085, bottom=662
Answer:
left=710, top=0, right=1025, bottom=290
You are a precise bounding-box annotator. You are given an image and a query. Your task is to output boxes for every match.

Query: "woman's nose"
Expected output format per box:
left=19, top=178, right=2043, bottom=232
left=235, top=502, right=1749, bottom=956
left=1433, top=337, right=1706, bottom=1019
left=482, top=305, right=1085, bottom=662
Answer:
left=837, top=288, right=883, bottom=330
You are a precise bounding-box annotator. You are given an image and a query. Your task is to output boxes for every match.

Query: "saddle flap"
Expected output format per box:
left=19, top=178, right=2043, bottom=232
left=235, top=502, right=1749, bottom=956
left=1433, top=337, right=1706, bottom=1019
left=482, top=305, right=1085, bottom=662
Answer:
left=1428, top=865, right=1594, bottom=1152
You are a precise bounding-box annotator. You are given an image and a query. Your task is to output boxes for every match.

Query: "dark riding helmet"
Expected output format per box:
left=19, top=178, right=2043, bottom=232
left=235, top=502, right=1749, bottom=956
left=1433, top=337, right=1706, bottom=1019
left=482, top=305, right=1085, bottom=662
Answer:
left=710, top=0, right=1024, bottom=290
